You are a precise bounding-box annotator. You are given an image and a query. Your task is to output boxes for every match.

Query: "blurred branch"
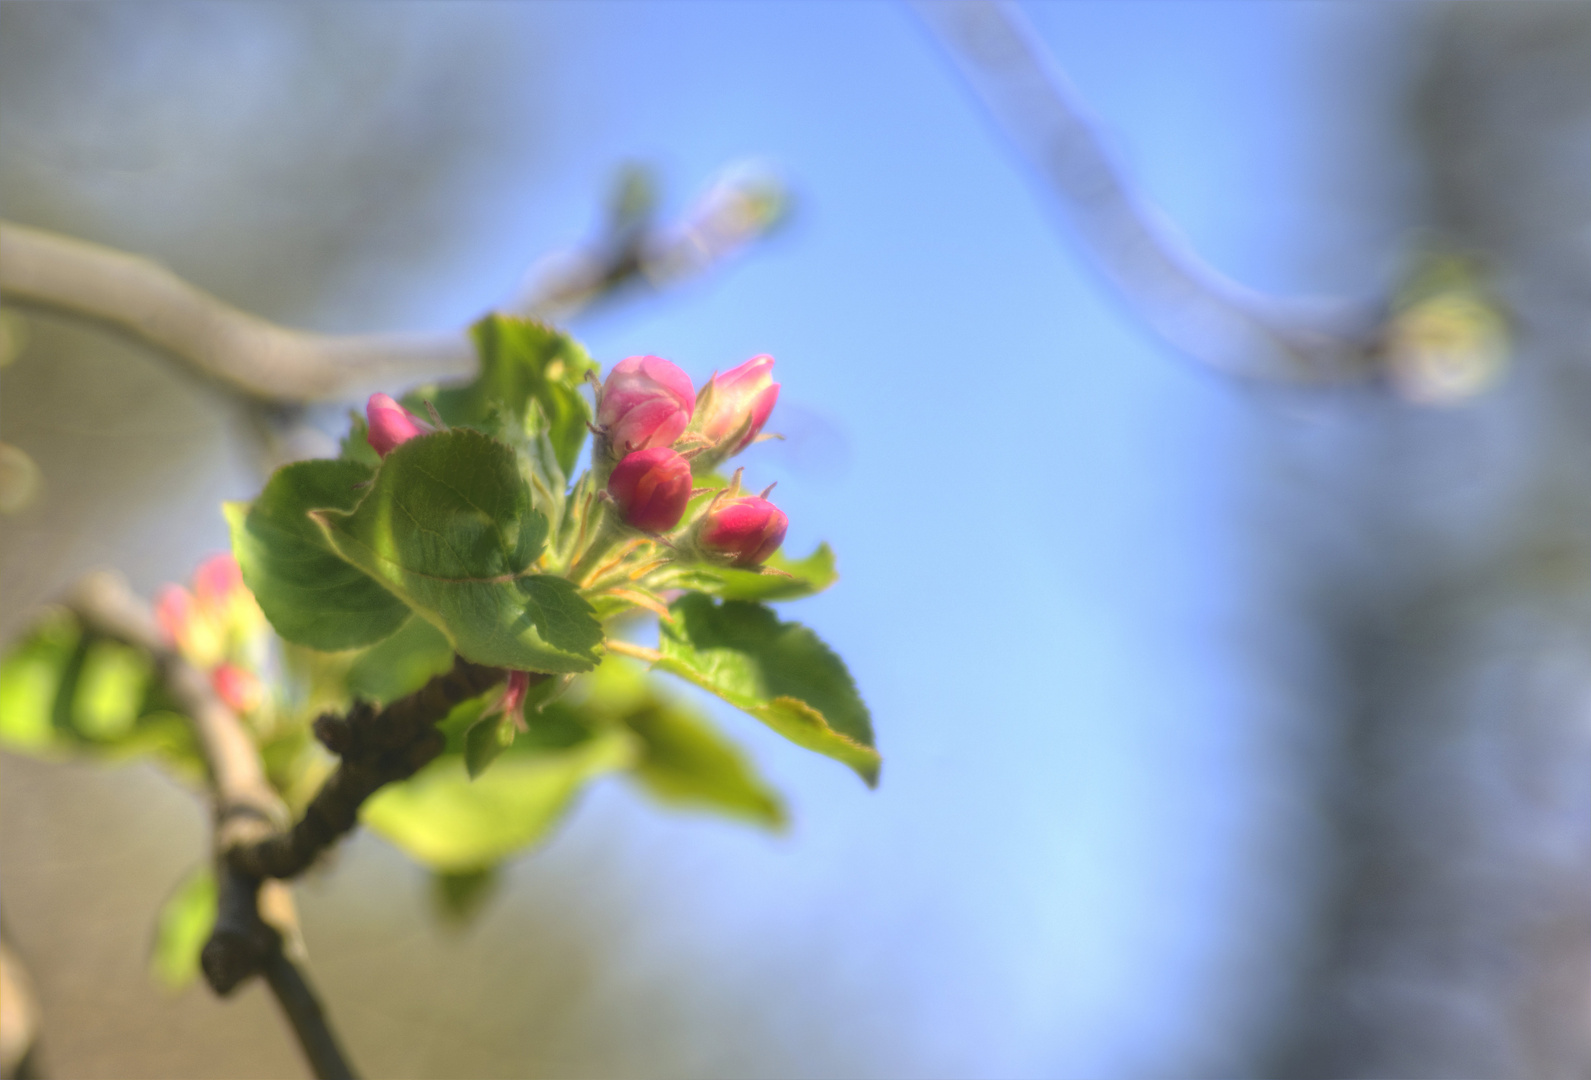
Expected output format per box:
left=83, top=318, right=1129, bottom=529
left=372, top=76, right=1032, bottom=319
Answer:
left=0, top=932, right=44, bottom=1080
left=228, top=659, right=512, bottom=882
left=65, top=571, right=356, bottom=1080
left=913, top=1, right=1382, bottom=384
left=0, top=222, right=475, bottom=404
left=0, top=163, right=787, bottom=408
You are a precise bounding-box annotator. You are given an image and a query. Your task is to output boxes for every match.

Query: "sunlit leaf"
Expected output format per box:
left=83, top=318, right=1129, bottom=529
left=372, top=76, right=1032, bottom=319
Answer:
left=72, top=639, right=150, bottom=740
left=227, top=459, right=411, bottom=651
left=655, top=595, right=878, bottom=785
left=426, top=315, right=597, bottom=475
left=0, top=609, right=78, bottom=754
left=623, top=702, right=785, bottom=827
left=148, top=865, right=216, bottom=992
left=362, top=729, right=635, bottom=872
left=315, top=429, right=603, bottom=673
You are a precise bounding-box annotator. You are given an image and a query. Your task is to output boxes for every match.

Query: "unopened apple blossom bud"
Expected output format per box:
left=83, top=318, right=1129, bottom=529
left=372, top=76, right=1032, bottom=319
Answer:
left=607, top=447, right=693, bottom=533
left=597, top=356, right=695, bottom=454
left=701, top=355, right=779, bottom=454
left=700, top=495, right=788, bottom=567
left=212, top=663, right=264, bottom=714
left=366, top=393, right=427, bottom=457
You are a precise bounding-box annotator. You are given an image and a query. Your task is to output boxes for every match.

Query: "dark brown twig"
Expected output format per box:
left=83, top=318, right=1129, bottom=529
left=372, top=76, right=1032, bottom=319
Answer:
left=229, top=658, right=508, bottom=881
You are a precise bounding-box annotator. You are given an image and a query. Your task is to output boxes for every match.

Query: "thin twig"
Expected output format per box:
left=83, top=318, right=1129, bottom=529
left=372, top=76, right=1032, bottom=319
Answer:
left=64, top=571, right=355, bottom=1080
left=262, top=950, right=356, bottom=1080
left=913, top=1, right=1381, bottom=383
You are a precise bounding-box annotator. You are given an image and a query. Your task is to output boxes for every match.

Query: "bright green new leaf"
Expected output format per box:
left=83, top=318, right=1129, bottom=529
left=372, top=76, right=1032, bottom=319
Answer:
left=314, top=429, right=603, bottom=673
left=345, top=616, right=455, bottom=704
left=428, top=315, right=597, bottom=475
left=655, top=595, right=879, bottom=786
left=228, top=459, right=411, bottom=651
left=679, top=543, right=839, bottom=602
left=362, top=729, right=636, bottom=872
left=0, top=609, right=78, bottom=754
left=72, top=640, right=150, bottom=740
left=623, top=703, right=786, bottom=828
left=149, top=865, right=217, bottom=991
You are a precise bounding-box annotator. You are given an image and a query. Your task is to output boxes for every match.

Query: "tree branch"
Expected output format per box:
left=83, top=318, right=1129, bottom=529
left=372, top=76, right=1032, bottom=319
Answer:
left=0, top=223, right=476, bottom=404
left=228, top=658, right=510, bottom=882
left=913, top=1, right=1382, bottom=384
left=64, top=571, right=355, bottom=1080
left=0, top=164, right=786, bottom=407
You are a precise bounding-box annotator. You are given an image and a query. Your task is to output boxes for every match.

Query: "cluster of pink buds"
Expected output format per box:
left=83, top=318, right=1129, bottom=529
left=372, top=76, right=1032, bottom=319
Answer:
left=595, top=354, right=788, bottom=566
left=155, top=553, right=268, bottom=714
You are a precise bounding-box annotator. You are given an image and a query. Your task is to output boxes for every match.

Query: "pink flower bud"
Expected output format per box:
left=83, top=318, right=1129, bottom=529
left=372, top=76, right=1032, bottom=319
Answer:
left=701, top=355, right=779, bottom=453
left=155, top=585, right=196, bottom=648
left=597, top=356, right=695, bottom=453
left=193, top=553, right=243, bottom=609
left=607, top=447, right=693, bottom=533
left=366, top=393, right=428, bottom=457
left=700, top=495, right=788, bottom=567
left=496, top=669, right=532, bottom=733
left=212, top=663, right=264, bottom=714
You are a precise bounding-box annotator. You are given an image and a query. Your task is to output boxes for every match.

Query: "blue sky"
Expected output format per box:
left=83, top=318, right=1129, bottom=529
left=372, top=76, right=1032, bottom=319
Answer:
left=1, top=3, right=1410, bottom=1074
left=352, top=4, right=1389, bottom=1075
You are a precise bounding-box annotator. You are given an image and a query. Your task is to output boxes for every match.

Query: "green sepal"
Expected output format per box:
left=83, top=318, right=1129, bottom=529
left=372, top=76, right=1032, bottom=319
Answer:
left=362, top=728, right=636, bottom=872
left=672, top=543, right=838, bottom=602
left=312, top=428, right=603, bottom=673
left=148, top=865, right=217, bottom=992
left=654, top=595, right=879, bottom=786
left=226, top=459, right=411, bottom=651
left=464, top=709, right=517, bottom=779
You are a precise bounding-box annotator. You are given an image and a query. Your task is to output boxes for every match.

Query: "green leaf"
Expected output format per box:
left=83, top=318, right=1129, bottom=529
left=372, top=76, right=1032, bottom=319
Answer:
left=0, top=613, right=78, bottom=754
left=345, top=616, right=455, bottom=705
left=338, top=410, right=383, bottom=468
left=72, top=640, right=151, bottom=741
left=149, top=865, right=217, bottom=991
left=655, top=596, right=879, bottom=786
left=228, top=459, right=411, bottom=651
left=623, top=703, right=786, bottom=828
left=463, top=709, right=516, bottom=779
left=362, top=729, right=635, bottom=872
left=315, top=428, right=603, bottom=673
left=678, top=543, right=839, bottom=602
left=429, top=315, right=597, bottom=475
left=431, top=867, right=500, bottom=927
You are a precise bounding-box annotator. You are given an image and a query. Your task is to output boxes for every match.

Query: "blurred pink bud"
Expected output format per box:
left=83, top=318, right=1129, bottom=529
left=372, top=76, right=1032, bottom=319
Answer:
left=607, top=448, right=693, bottom=533
left=597, top=356, right=695, bottom=453
left=700, top=496, right=788, bottom=567
left=155, top=585, right=196, bottom=648
left=702, top=355, right=779, bottom=453
left=193, top=553, right=244, bottom=608
left=212, top=663, right=265, bottom=714
left=366, top=393, right=428, bottom=457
